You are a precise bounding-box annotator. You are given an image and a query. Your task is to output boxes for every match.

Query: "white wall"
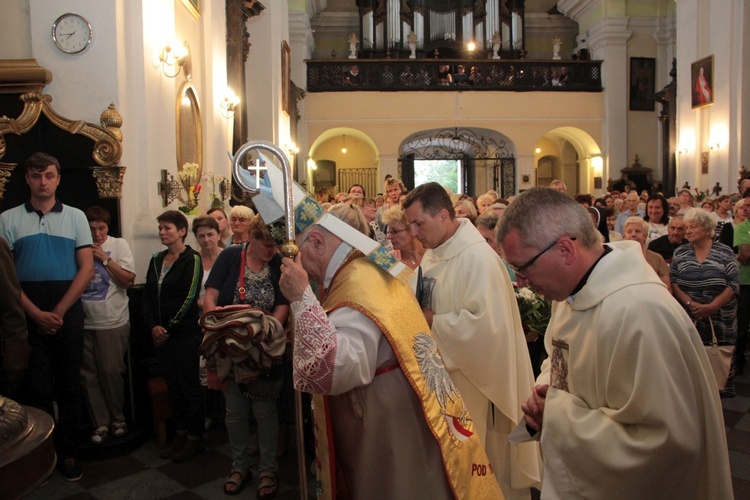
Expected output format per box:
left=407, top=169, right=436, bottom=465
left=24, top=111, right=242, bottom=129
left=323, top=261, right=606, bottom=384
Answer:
left=21, top=0, right=231, bottom=281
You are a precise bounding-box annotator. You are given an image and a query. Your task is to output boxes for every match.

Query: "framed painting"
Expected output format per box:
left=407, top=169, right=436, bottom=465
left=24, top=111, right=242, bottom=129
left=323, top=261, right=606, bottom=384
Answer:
left=691, top=55, right=714, bottom=109
left=282, top=41, right=291, bottom=115
left=181, top=0, right=200, bottom=19
left=629, top=57, right=655, bottom=111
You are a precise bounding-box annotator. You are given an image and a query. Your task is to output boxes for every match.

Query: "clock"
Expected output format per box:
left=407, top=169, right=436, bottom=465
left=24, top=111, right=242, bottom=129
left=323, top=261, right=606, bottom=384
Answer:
left=52, top=13, right=92, bottom=54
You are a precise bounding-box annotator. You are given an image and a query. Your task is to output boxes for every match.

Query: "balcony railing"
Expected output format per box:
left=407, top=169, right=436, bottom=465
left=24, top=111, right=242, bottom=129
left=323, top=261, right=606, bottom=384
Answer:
left=306, top=59, right=602, bottom=93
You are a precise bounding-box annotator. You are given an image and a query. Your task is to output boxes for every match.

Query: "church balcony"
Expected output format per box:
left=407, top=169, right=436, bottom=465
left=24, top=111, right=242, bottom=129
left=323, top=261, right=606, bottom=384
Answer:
left=306, top=59, right=602, bottom=93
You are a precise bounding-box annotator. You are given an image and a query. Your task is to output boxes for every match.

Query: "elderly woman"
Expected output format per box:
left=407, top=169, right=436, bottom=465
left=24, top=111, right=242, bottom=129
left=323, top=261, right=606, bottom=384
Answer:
left=228, top=205, right=255, bottom=246
left=644, top=193, right=671, bottom=244
left=476, top=192, right=496, bottom=214
left=204, top=214, right=289, bottom=497
left=143, top=210, right=204, bottom=461
left=671, top=208, right=739, bottom=396
left=624, top=216, right=671, bottom=293
left=81, top=206, right=136, bottom=445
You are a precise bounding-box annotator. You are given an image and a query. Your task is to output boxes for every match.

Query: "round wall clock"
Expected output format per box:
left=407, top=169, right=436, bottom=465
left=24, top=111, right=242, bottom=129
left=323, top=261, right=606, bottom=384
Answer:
left=52, top=13, right=93, bottom=54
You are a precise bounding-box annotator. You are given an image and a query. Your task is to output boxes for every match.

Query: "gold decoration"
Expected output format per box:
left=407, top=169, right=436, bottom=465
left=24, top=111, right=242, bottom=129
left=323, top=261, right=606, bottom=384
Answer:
left=90, top=166, right=126, bottom=198
left=0, top=162, right=16, bottom=201
left=0, top=92, right=122, bottom=166
left=100, top=102, right=123, bottom=141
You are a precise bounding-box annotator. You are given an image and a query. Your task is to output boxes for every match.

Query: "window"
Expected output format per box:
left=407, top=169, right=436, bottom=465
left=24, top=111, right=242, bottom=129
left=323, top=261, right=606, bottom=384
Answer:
left=414, top=159, right=462, bottom=193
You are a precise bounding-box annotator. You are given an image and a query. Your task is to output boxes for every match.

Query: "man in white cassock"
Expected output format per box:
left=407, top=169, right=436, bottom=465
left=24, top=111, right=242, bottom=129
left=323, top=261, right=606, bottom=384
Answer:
left=403, top=182, right=542, bottom=499
left=497, top=187, right=733, bottom=499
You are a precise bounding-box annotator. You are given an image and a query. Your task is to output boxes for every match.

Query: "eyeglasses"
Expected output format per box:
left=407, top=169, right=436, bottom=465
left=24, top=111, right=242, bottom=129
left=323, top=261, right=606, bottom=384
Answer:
left=510, top=237, right=575, bottom=277
left=388, top=227, right=408, bottom=235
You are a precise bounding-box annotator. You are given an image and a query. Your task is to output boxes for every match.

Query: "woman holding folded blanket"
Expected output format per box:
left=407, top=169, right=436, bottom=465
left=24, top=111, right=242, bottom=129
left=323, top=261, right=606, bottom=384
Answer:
left=204, top=214, right=289, bottom=498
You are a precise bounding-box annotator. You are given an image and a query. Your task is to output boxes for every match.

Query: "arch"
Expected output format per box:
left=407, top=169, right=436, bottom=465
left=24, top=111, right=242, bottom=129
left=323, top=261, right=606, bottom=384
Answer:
left=307, top=127, right=381, bottom=199
left=534, top=126, right=603, bottom=194
left=308, top=127, right=380, bottom=159
left=397, top=127, right=516, bottom=197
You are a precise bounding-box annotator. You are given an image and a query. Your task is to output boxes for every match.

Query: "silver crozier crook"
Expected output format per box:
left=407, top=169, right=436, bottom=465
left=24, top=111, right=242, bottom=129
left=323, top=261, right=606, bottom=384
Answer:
left=230, top=140, right=307, bottom=499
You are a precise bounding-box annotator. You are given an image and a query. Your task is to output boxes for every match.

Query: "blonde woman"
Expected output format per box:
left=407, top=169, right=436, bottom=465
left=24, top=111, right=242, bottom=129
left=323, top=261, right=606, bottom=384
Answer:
left=228, top=205, right=255, bottom=246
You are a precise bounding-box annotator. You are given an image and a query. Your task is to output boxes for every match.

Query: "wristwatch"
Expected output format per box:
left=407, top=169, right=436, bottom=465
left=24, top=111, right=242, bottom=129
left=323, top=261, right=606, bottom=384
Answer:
left=102, top=258, right=111, bottom=267
left=685, top=300, right=692, bottom=307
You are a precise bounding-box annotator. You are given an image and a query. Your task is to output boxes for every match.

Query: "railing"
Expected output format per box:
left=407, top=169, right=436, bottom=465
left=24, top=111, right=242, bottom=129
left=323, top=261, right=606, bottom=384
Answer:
left=306, top=59, right=602, bottom=93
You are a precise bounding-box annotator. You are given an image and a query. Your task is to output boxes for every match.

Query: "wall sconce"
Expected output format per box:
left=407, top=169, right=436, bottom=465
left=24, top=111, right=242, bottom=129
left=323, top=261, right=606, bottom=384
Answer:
left=709, top=141, right=722, bottom=152
left=220, top=89, right=239, bottom=118
left=534, top=145, right=542, bottom=154
left=157, top=169, right=197, bottom=210
left=307, top=158, right=318, bottom=171
left=466, top=41, right=476, bottom=52
left=591, top=156, right=603, bottom=189
left=159, top=41, right=191, bottom=79
left=677, top=145, right=691, bottom=155
left=286, top=143, right=300, bottom=159
left=341, top=135, right=347, bottom=154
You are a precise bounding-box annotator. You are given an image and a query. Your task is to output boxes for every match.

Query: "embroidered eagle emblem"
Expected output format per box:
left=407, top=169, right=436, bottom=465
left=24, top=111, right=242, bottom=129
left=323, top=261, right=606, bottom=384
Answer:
left=413, top=333, right=457, bottom=408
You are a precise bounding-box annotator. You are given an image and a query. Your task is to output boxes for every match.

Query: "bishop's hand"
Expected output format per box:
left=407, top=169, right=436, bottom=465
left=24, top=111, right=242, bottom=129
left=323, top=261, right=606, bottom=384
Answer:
left=280, top=253, right=309, bottom=302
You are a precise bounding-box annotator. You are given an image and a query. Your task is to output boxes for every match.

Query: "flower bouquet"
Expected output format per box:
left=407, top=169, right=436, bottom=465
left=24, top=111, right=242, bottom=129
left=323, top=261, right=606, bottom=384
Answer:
left=693, top=188, right=710, bottom=203
left=177, top=162, right=201, bottom=214
left=202, top=171, right=229, bottom=208
left=515, top=286, right=552, bottom=337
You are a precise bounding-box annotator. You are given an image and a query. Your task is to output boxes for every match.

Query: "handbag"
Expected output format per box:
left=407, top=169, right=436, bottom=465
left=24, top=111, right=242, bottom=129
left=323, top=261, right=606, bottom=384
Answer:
left=702, top=317, right=733, bottom=390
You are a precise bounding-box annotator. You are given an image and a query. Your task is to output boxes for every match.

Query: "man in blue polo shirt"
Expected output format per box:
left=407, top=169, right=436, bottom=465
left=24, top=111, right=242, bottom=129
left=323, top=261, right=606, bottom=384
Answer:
left=0, top=152, right=93, bottom=481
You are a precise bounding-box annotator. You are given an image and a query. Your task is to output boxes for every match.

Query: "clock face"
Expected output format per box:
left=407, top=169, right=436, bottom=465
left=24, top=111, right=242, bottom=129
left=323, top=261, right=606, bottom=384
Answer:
left=52, top=13, right=92, bottom=54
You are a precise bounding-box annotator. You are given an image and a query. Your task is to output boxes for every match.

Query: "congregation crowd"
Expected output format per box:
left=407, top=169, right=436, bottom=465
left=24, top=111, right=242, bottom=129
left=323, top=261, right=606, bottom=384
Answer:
left=0, top=151, right=741, bottom=498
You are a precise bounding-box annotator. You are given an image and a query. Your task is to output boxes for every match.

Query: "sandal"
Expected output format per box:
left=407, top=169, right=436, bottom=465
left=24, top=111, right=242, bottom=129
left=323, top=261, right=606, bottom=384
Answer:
left=223, top=468, right=250, bottom=496
left=111, top=422, right=128, bottom=437
left=257, top=471, right=277, bottom=499
left=90, top=426, right=109, bottom=445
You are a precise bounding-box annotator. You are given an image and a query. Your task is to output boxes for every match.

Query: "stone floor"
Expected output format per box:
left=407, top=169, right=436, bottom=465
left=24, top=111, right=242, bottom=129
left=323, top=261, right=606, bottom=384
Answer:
left=23, top=369, right=750, bottom=499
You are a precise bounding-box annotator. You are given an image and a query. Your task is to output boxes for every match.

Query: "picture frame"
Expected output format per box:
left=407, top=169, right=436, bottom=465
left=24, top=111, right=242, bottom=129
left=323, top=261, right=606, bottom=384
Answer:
left=691, top=55, right=714, bottom=109
left=180, top=0, right=200, bottom=20
left=282, top=41, right=291, bottom=115
left=701, top=152, right=709, bottom=174
left=629, top=57, right=655, bottom=111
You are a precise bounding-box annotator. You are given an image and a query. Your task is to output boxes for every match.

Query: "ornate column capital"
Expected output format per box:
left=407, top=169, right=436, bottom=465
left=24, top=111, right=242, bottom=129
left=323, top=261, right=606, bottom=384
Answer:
left=90, top=166, right=126, bottom=198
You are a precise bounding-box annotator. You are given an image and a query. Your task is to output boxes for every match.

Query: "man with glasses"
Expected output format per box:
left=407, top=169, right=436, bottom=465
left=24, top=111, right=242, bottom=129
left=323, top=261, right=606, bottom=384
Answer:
left=497, top=187, right=731, bottom=499
left=403, top=182, right=542, bottom=498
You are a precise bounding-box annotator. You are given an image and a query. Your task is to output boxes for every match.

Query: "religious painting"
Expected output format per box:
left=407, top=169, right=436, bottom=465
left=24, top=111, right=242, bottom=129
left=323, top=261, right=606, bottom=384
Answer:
left=691, top=55, right=714, bottom=109
left=701, top=151, right=709, bottom=174
left=282, top=41, right=291, bottom=115
left=629, top=57, right=655, bottom=111
left=180, top=0, right=200, bottom=19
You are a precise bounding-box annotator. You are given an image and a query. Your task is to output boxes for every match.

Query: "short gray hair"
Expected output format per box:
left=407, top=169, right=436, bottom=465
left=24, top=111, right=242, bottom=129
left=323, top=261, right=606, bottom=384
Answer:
left=497, top=187, right=599, bottom=249
left=475, top=212, right=499, bottom=231
left=683, top=208, right=716, bottom=233
left=624, top=216, right=648, bottom=232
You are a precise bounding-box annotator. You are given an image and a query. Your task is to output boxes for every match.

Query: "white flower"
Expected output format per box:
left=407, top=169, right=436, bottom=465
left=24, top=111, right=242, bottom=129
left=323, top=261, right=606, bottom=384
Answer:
left=518, top=287, right=536, bottom=301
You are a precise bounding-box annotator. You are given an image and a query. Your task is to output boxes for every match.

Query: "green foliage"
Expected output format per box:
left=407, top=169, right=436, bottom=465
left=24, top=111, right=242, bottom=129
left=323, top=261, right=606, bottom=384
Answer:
left=414, top=159, right=459, bottom=193
left=515, top=287, right=552, bottom=336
